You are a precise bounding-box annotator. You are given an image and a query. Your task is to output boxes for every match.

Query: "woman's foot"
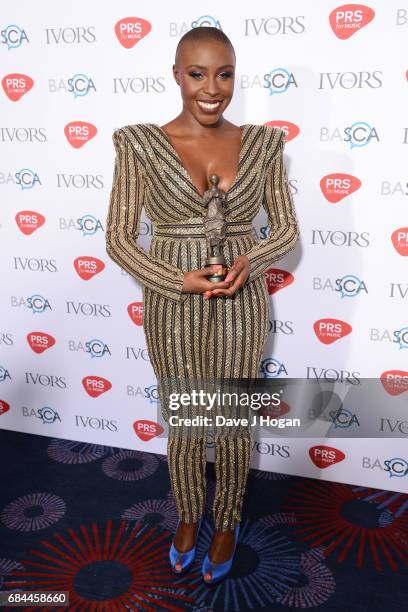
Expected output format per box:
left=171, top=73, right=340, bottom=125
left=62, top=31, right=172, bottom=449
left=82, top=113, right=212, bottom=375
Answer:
left=203, top=528, right=236, bottom=581
left=173, top=520, right=201, bottom=572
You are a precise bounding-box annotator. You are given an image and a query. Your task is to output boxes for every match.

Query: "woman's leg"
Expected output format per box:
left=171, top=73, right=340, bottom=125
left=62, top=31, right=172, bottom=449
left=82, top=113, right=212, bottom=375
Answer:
left=213, top=431, right=252, bottom=531
left=167, top=430, right=207, bottom=524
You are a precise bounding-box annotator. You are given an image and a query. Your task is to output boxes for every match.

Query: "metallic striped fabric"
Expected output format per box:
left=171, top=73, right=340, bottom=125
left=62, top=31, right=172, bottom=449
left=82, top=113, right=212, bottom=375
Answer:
left=105, top=122, right=299, bottom=530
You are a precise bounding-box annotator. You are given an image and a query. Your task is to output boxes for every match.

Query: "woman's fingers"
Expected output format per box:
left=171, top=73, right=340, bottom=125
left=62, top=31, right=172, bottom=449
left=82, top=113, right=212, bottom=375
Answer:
left=204, top=271, right=245, bottom=298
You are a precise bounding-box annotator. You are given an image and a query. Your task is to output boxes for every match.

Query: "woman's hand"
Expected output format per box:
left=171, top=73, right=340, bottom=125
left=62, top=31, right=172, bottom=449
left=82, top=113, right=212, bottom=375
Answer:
left=182, top=265, right=232, bottom=295
left=203, top=255, right=250, bottom=299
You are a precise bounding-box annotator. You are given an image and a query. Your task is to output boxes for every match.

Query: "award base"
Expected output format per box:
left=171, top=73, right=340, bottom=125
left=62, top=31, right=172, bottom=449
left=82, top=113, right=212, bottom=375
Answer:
left=205, top=255, right=228, bottom=283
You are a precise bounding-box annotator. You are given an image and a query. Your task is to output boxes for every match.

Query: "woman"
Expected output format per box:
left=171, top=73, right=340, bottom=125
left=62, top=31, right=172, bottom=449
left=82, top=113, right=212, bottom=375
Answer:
left=105, top=26, right=299, bottom=583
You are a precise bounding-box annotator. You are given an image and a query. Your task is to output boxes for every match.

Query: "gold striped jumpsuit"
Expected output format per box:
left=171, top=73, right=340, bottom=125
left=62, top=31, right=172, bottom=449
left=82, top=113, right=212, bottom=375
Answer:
left=105, top=123, right=299, bottom=530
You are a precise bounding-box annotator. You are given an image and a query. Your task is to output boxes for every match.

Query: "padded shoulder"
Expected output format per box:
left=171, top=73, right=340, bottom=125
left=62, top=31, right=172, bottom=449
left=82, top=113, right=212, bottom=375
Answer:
left=263, top=125, right=285, bottom=162
left=112, top=124, right=147, bottom=166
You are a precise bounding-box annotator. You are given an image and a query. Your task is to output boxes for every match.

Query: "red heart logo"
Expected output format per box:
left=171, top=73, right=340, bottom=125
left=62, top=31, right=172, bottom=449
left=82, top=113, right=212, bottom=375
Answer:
left=320, top=173, right=361, bottom=203
left=64, top=122, right=97, bottom=148
left=15, top=210, right=46, bottom=235
left=74, top=256, right=105, bottom=280
left=329, top=4, right=375, bottom=39
left=313, top=318, right=352, bottom=344
left=309, top=445, right=346, bottom=468
left=114, top=17, right=152, bottom=48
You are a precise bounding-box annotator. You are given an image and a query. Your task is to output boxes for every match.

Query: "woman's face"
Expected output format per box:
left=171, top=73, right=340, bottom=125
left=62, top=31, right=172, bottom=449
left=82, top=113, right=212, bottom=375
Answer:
left=173, top=39, right=236, bottom=126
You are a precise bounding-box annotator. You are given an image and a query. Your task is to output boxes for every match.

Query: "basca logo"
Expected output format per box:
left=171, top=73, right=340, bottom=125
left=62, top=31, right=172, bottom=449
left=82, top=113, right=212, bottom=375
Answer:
left=133, top=419, right=164, bottom=441
left=0, top=366, right=11, bottom=382
left=381, top=180, right=408, bottom=196
left=263, top=68, right=297, bottom=95
left=169, top=16, right=223, bottom=37
left=1, top=25, right=29, bottom=49
left=394, top=328, right=408, bottom=350
left=64, top=122, right=97, bottom=148
left=74, top=256, right=105, bottom=280
left=311, top=229, right=370, bottom=247
left=114, top=17, right=151, bottom=48
left=244, top=16, right=306, bottom=36
left=370, top=327, right=408, bottom=349
left=264, top=121, right=300, bottom=142
left=309, top=445, right=346, bottom=468
left=313, top=275, right=368, bottom=298
left=319, top=70, right=382, bottom=89
left=128, top=302, right=143, bottom=325
left=313, top=318, right=352, bottom=344
left=15, top=211, right=45, bottom=235
left=380, top=370, right=408, bottom=396
left=144, top=384, right=159, bottom=404
left=391, top=227, right=408, bottom=256
left=260, top=357, right=288, bottom=378
left=27, top=332, right=56, bottom=354
left=45, top=27, right=96, bottom=45
left=49, top=74, right=96, bottom=98
left=82, top=376, right=112, bottom=398
left=329, top=4, right=375, bottom=39
left=85, top=339, right=111, bottom=359
left=384, top=457, right=408, bottom=478
left=320, top=122, right=379, bottom=148
left=320, top=173, right=361, bottom=203
left=59, top=215, right=103, bottom=235
left=15, top=168, right=41, bottom=190
left=2, top=73, right=34, bottom=101
left=26, top=294, right=52, bottom=314
left=22, top=405, right=61, bottom=424
left=329, top=407, right=360, bottom=428
left=265, top=268, right=294, bottom=294
left=0, top=400, right=10, bottom=415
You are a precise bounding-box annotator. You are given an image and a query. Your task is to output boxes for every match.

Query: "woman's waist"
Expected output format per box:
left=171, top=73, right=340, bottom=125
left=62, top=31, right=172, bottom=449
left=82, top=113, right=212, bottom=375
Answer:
left=153, top=216, right=254, bottom=239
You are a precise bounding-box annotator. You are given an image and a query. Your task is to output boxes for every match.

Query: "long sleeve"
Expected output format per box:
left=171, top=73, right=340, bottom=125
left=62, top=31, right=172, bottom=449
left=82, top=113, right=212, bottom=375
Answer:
left=245, top=130, right=300, bottom=284
left=105, top=128, right=188, bottom=303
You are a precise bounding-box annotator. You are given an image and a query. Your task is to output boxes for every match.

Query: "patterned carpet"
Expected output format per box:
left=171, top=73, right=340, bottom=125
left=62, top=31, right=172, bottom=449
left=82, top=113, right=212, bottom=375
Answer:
left=0, top=428, right=407, bottom=611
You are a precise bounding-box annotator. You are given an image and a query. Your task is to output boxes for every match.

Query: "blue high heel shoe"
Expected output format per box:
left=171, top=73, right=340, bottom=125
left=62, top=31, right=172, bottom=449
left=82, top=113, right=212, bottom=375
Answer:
left=202, top=523, right=240, bottom=584
left=169, top=517, right=203, bottom=574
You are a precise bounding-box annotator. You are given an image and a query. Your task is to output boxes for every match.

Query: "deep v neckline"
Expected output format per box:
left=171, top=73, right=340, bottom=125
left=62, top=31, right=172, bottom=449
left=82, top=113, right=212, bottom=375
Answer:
left=152, top=123, right=248, bottom=199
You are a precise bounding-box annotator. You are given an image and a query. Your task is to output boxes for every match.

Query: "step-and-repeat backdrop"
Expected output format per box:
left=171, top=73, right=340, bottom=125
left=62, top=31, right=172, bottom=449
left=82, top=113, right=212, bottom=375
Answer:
left=1, top=2, right=407, bottom=493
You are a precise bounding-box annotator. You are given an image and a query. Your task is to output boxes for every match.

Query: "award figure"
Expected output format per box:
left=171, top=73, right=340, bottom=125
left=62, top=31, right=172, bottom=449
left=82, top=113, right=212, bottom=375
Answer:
left=203, top=174, right=228, bottom=282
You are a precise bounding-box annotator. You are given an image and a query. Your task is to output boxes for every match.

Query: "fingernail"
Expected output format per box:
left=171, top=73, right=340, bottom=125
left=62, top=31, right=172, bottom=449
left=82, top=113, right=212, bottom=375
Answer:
left=225, top=274, right=233, bottom=282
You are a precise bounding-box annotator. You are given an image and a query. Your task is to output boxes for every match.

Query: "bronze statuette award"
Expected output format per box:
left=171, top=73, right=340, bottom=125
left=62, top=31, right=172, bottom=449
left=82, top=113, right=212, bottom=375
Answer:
left=203, top=174, right=228, bottom=282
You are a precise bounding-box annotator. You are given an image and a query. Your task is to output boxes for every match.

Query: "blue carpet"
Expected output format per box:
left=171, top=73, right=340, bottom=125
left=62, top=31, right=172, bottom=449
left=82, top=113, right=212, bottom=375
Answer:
left=0, top=429, right=407, bottom=611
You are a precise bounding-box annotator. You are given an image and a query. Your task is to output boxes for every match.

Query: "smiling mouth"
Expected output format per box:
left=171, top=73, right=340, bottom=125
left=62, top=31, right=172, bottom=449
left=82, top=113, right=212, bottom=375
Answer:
left=196, top=100, right=223, bottom=110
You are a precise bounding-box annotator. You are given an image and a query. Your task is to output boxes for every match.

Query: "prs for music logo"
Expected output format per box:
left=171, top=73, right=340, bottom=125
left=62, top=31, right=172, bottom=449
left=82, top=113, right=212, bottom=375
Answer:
left=329, top=5, right=375, bottom=39
left=114, top=17, right=152, bottom=48
left=313, top=318, right=352, bottom=344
